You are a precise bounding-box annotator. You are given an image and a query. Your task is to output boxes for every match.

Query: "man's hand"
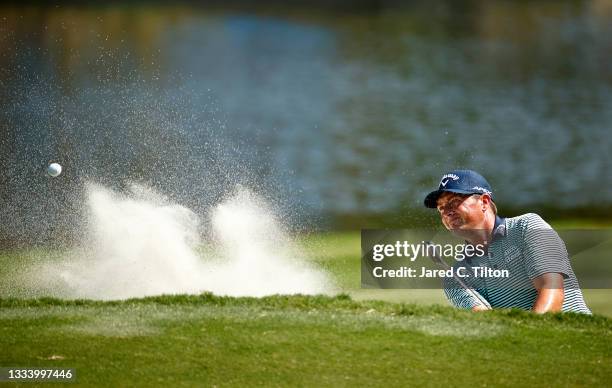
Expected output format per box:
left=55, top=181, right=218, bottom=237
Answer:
left=471, top=304, right=490, bottom=312
left=532, top=273, right=565, bottom=313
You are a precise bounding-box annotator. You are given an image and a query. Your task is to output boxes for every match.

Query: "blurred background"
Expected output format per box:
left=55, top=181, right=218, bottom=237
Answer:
left=1, top=0, right=612, bottom=247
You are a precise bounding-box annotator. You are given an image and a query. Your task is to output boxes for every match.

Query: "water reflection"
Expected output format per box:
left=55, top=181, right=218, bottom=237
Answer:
left=1, top=1, right=611, bottom=245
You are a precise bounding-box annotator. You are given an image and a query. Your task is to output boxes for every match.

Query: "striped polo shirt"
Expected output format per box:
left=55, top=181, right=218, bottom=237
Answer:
left=444, top=213, right=591, bottom=314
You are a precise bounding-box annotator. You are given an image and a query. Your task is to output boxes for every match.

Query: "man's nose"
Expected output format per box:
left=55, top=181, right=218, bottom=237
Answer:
left=441, top=207, right=456, bottom=217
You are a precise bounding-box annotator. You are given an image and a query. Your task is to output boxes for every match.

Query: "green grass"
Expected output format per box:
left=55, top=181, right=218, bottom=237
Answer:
left=1, top=222, right=611, bottom=386
left=1, top=294, right=610, bottom=387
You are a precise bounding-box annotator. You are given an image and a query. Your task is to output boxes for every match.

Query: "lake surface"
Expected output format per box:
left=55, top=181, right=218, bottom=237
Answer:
left=1, top=1, right=611, bottom=243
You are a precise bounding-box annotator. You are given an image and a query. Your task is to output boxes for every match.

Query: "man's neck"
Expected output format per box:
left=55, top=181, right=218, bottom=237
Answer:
left=466, top=211, right=496, bottom=246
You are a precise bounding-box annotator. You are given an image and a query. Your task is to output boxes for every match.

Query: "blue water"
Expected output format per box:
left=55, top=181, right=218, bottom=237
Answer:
left=1, top=2, right=611, bottom=244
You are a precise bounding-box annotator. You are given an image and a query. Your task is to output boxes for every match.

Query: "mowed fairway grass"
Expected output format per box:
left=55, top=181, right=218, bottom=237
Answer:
left=1, top=295, right=611, bottom=386
left=1, top=221, right=611, bottom=386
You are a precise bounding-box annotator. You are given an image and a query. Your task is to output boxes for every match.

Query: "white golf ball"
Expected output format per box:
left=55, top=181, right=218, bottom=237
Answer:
left=47, top=162, right=62, bottom=177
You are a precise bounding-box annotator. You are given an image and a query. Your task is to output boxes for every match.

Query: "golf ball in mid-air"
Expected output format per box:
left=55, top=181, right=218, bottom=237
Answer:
left=47, top=162, right=62, bottom=177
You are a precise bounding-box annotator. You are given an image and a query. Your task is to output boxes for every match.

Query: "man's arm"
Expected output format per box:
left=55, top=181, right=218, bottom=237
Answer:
left=443, top=276, right=491, bottom=311
left=531, top=273, right=564, bottom=313
left=521, top=214, right=570, bottom=313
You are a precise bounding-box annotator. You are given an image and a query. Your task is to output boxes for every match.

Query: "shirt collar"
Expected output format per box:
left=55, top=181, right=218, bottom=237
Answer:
left=464, top=215, right=506, bottom=262
left=463, top=215, right=506, bottom=251
left=492, top=215, right=506, bottom=240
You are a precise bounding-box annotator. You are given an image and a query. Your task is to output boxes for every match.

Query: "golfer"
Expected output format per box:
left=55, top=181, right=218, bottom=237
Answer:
left=424, top=169, right=591, bottom=314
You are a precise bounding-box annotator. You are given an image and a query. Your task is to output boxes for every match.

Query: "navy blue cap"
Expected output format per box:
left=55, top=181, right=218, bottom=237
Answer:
left=424, top=169, right=494, bottom=208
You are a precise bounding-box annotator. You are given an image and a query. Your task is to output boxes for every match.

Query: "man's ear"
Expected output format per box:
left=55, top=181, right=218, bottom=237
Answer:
left=481, top=194, right=492, bottom=212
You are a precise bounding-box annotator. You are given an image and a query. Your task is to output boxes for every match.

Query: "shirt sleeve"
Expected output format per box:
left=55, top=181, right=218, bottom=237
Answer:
left=442, top=276, right=489, bottom=310
left=520, top=213, right=571, bottom=280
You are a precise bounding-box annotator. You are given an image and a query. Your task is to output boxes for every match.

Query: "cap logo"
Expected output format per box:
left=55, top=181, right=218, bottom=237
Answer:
left=472, top=186, right=492, bottom=195
left=439, top=173, right=459, bottom=187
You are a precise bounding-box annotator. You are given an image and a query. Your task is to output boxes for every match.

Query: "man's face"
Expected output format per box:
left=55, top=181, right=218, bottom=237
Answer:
left=436, top=192, right=485, bottom=231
